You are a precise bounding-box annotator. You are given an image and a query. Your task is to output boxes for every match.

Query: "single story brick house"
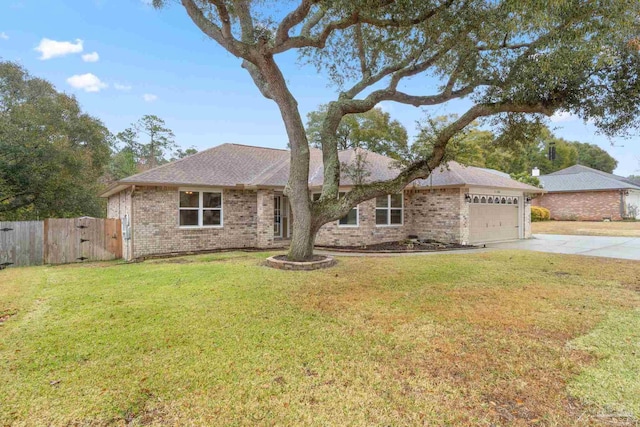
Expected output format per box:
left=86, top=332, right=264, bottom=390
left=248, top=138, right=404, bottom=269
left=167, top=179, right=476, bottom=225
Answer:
left=101, top=143, right=543, bottom=260
left=534, top=165, right=640, bottom=221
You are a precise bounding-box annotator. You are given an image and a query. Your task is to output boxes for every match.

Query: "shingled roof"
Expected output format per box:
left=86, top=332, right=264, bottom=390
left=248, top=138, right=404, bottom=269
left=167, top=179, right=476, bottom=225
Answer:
left=539, top=164, right=640, bottom=192
left=101, top=143, right=542, bottom=196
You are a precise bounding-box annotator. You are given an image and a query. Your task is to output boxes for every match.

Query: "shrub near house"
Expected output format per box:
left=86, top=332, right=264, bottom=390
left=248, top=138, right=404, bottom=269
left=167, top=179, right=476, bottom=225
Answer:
left=531, top=206, right=551, bottom=222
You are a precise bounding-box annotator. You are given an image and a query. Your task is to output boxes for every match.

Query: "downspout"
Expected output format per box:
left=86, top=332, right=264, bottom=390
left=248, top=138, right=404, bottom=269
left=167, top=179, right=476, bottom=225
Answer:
left=619, top=190, right=627, bottom=219
left=130, top=185, right=135, bottom=261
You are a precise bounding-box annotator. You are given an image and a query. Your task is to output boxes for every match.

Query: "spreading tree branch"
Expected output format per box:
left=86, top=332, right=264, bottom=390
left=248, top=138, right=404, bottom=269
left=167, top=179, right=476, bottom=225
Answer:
left=313, top=100, right=557, bottom=225
left=181, top=0, right=252, bottom=59
left=275, top=0, right=317, bottom=46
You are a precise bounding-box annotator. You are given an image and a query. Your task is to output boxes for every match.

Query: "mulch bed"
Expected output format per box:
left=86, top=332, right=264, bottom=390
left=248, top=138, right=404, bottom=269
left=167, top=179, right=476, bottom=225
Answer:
left=317, top=239, right=475, bottom=253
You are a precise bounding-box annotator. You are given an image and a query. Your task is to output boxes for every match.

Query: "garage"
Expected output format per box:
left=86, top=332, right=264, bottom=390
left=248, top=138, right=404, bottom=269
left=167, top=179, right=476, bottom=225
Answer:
left=626, top=190, right=640, bottom=219
left=469, top=194, right=520, bottom=244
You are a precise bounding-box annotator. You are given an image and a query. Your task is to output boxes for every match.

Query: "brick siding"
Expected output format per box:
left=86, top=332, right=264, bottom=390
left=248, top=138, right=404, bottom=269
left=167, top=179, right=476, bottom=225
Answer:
left=131, top=186, right=258, bottom=258
left=533, top=190, right=623, bottom=221
left=256, top=189, right=275, bottom=248
left=524, top=201, right=532, bottom=238
left=315, top=197, right=407, bottom=247
left=107, top=185, right=529, bottom=258
left=314, top=188, right=467, bottom=246
left=407, top=188, right=464, bottom=243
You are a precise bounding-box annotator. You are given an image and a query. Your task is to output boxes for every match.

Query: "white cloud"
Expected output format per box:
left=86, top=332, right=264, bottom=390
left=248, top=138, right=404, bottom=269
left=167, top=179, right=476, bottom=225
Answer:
left=0, top=32, right=8, bottom=40
left=143, top=93, right=158, bottom=102
left=549, top=111, right=577, bottom=123
left=81, top=51, right=99, bottom=62
left=66, top=73, right=107, bottom=92
left=35, top=38, right=83, bottom=60
left=114, top=83, right=132, bottom=91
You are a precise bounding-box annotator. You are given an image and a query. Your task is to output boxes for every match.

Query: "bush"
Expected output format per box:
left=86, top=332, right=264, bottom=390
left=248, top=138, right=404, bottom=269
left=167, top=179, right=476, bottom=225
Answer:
left=531, top=206, right=551, bottom=222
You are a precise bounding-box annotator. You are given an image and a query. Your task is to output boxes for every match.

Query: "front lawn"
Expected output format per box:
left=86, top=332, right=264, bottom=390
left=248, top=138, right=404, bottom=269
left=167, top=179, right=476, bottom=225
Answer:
left=1, top=251, right=639, bottom=425
left=532, top=220, right=640, bottom=237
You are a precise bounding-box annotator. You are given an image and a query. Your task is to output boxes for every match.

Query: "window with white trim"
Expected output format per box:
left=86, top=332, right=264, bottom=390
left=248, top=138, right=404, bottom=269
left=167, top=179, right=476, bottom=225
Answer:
left=179, top=190, right=222, bottom=227
left=376, top=193, right=403, bottom=226
left=312, top=192, right=359, bottom=226
left=337, top=192, right=358, bottom=226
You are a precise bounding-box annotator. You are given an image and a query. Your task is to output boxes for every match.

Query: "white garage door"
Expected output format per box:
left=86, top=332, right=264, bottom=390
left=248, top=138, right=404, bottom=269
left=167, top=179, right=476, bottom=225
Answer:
left=469, top=195, right=519, bottom=244
left=627, top=190, right=640, bottom=219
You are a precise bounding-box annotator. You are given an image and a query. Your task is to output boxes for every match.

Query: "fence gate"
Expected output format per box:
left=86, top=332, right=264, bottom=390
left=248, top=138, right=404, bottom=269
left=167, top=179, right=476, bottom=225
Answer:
left=0, top=221, right=44, bottom=268
left=44, top=218, right=122, bottom=265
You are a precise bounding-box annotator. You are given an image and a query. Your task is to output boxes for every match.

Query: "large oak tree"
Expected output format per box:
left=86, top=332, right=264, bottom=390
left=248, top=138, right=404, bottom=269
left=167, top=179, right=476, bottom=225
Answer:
left=153, top=0, right=640, bottom=261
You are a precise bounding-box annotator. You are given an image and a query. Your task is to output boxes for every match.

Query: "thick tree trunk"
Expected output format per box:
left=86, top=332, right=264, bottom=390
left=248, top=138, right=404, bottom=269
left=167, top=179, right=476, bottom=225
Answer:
left=250, top=55, right=316, bottom=261
left=288, top=212, right=316, bottom=260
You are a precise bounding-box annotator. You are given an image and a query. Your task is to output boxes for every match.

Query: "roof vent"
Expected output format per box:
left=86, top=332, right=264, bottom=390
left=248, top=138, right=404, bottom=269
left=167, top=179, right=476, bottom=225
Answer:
left=532, top=167, right=540, bottom=177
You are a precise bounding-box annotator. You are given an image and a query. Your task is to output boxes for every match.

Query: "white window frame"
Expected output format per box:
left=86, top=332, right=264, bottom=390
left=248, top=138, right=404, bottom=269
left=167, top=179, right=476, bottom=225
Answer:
left=337, top=192, right=359, bottom=228
left=178, top=188, right=223, bottom=228
left=375, top=193, right=404, bottom=227
left=312, top=192, right=359, bottom=228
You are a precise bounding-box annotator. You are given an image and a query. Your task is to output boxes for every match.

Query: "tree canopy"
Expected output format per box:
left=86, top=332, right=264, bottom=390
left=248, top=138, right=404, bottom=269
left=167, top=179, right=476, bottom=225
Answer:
left=0, top=61, right=112, bottom=220
left=306, top=105, right=408, bottom=159
left=414, top=118, right=618, bottom=175
left=155, top=0, right=640, bottom=260
left=573, top=142, right=618, bottom=174
left=107, top=115, right=184, bottom=181
left=116, top=115, right=176, bottom=170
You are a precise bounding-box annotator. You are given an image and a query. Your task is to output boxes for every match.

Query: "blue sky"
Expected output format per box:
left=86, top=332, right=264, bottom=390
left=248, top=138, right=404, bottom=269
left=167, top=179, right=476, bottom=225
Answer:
left=1, top=0, right=638, bottom=176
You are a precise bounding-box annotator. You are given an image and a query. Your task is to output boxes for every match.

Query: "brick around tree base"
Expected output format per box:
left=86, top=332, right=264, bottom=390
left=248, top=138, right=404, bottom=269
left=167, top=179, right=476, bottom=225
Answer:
left=265, top=255, right=337, bottom=271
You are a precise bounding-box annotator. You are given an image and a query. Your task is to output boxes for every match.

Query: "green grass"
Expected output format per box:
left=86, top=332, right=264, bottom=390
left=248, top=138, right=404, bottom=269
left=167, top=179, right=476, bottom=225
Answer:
left=1, top=250, right=639, bottom=426
left=569, top=308, right=640, bottom=420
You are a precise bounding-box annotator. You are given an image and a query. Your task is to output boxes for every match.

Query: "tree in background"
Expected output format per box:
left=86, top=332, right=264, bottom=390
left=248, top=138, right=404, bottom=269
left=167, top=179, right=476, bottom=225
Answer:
left=172, top=147, right=198, bottom=160
left=116, top=115, right=176, bottom=171
left=0, top=61, right=112, bottom=220
left=106, top=146, right=139, bottom=182
left=154, top=1, right=640, bottom=261
left=414, top=116, right=616, bottom=175
left=108, top=115, right=188, bottom=181
left=306, top=105, right=409, bottom=160
left=573, top=142, right=618, bottom=173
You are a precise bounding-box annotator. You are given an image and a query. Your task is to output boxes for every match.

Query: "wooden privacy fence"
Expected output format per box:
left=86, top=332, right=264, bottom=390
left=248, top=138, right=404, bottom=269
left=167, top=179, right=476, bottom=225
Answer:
left=0, top=217, right=122, bottom=268
left=0, top=221, right=44, bottom=268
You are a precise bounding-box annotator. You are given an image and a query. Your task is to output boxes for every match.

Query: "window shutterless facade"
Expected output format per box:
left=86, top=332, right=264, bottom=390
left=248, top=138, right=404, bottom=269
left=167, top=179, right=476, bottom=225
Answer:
left=178, top=189, right=223, bottom=227
left=375, top=193, right=403, bottom=226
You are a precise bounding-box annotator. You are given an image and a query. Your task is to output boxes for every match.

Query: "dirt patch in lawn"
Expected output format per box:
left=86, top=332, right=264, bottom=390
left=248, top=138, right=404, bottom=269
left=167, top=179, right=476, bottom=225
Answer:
left=0, top=309, right=17, bottom=324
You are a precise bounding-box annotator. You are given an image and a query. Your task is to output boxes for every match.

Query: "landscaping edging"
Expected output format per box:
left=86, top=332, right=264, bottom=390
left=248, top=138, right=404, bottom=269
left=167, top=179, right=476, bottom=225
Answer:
left=265, top=255, right=336, bottom=271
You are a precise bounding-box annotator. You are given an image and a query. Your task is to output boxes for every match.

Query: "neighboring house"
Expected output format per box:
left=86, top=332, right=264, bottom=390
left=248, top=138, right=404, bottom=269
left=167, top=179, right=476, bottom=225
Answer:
left=534, top=164, right=640, bottom=220
left=101, top=143, right=542, bottom=260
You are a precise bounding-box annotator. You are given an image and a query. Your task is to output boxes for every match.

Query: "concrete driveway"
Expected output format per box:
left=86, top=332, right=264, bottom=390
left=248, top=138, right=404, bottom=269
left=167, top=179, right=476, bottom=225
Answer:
left=488, top=234, right=640, bottom=260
